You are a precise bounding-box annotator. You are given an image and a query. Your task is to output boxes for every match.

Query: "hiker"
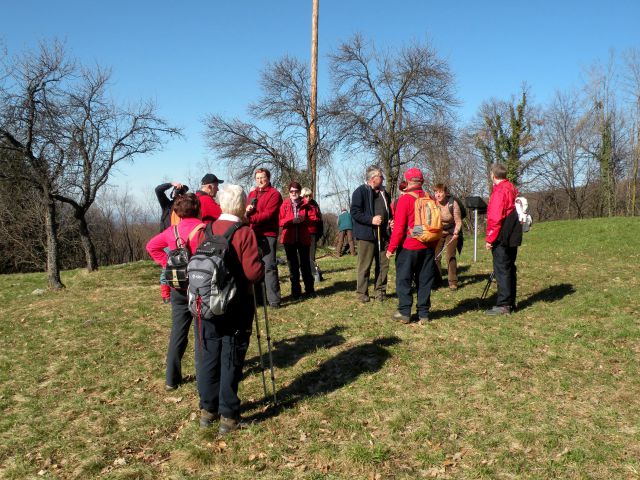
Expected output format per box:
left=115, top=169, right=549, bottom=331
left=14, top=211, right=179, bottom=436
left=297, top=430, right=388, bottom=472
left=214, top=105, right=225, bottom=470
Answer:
left=386, top=168, right=437, bottom=324
left=301, top=187, right=324, bottom=282
left=485, top=163, right=522, bottom=315
left=279, top=181, right=316, bottom=299
left=196, top=173, right=223, bottom=224
left=196, top=184, right=265, bottom=434
left=434, top=183, right=463, bottom=290
left=351, top=165, right=392, bottom=303
left=155, top=181, right=189, bottom=303
left=245, top=168, right=283, bottom=308
left=391, top=180, right=408, bottom=218
left=146, top=193, right=204, bottom=390
left=335, top=208, right=355, bottom=257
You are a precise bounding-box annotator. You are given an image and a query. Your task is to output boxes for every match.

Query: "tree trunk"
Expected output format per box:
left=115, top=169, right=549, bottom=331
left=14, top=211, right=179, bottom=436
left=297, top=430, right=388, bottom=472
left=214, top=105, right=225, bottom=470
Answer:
left=77, top=214, right=98, bottom=272
left=44, top=194, right=65, bottom=289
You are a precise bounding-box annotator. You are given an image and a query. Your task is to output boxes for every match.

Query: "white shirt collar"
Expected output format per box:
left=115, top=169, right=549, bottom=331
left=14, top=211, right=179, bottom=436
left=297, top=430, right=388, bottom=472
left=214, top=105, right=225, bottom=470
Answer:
left=218, top=213, right=241, bottom=222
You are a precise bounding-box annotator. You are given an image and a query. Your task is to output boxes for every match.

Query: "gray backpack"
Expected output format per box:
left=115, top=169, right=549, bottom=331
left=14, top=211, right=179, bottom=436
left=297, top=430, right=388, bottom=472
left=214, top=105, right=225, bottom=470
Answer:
left=187, top=222, right=242, bottom=320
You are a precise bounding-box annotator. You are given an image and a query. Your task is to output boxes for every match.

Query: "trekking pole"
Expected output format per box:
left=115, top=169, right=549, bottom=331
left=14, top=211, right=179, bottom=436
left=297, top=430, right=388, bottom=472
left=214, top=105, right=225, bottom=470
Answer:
left=252, top=285, right=268, bottom=399
left=261, top=282, right=277, bottom=404
left=479, top=272, right=495, bottom=304
left=435, top=236, right=455, bottom=262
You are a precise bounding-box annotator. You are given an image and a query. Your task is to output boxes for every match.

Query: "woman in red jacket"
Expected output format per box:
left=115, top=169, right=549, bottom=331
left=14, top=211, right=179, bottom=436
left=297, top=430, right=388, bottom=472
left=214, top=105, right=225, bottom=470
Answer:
left=146, top=193, right=205, bottom=391
left=279, top=181, right=316, bottom=299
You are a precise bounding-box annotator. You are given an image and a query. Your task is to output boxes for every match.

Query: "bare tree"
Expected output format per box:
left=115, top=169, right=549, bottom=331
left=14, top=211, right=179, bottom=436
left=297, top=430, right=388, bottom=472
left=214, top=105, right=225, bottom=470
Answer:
left=328, top=34, right=457, bottom=198
left=535, top=90, right=594, bottom=218
left=0, top=42, right=74, bottom=288
left=205, top=56, right=332, bottom=189
left=52, top=67, right=180, bottom=271
left=623, top=48, right=640, bottom=216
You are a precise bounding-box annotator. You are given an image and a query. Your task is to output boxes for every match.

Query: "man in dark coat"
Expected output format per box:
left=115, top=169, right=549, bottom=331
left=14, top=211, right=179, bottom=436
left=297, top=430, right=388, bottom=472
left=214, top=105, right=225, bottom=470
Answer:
left=350, top=165, right=392, bottom=303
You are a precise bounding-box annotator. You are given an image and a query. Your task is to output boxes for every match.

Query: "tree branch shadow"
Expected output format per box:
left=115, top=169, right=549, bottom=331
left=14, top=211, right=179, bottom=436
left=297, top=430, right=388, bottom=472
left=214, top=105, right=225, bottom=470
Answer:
left=241, top=336, right=401, bottom=422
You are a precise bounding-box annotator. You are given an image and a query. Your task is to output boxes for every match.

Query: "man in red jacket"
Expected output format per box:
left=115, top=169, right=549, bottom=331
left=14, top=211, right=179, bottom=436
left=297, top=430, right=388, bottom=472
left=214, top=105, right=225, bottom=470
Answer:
left=245, top=168, right=283, bottom=307
left=485, top=163, right=521, bottom=315
left=196, top=173, right=223, bottom=224
left=386, top=168, right=436, bottom=324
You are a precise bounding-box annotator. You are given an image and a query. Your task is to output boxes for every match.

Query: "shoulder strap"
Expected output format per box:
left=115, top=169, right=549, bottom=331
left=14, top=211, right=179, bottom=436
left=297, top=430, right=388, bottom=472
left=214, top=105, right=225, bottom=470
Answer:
left=407, top=191, right=420, bottom=199
left=173, top=225, right=184, bottom=249
left=223, top=222, right=243, bottom=242
left=188, top=223, right=205, bottom=242
left=447, top=196, right=454, bottom=215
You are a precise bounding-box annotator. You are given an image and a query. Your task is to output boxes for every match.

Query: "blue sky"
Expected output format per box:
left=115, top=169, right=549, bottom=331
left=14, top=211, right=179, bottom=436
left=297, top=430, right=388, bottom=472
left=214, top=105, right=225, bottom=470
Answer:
left=3, top=0, right=639, bottom=203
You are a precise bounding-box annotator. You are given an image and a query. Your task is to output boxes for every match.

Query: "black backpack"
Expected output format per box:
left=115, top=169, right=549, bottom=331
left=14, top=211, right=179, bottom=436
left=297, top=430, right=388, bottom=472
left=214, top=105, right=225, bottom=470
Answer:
left=187, top=222, right=242, bottom=320
left=165, top=224, right=204, bottom=289
left=447, top=195, right=467, bottom=220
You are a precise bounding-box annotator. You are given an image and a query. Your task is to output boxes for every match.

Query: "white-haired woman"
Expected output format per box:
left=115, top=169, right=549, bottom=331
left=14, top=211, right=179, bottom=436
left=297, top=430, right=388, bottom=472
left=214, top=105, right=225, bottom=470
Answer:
left=195, top=184, right=265, bottom=434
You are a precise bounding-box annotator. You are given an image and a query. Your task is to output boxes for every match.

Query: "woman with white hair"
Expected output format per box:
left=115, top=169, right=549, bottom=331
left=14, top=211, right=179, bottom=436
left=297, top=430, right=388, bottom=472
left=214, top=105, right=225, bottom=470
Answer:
left=301, top=187, right=324, bottom=282
left=195, top=184, right=265, bottom=434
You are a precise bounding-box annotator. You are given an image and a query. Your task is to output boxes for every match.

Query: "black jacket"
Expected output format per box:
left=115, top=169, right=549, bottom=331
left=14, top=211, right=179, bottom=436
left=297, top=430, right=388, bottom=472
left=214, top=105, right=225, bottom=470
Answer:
left=155, top=183, right=174, bottom=230
left=350, top=184, right=392, bottom=242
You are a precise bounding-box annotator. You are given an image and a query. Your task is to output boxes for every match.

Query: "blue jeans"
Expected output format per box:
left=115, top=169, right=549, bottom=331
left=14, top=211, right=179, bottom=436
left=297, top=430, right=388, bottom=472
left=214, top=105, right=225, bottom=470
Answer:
left=395, top=248, right=435, bottom=318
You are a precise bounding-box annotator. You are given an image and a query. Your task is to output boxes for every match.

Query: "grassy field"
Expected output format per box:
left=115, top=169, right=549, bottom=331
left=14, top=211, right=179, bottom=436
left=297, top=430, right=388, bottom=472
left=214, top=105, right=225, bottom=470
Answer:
left=1, top=217, right=639, bottom=479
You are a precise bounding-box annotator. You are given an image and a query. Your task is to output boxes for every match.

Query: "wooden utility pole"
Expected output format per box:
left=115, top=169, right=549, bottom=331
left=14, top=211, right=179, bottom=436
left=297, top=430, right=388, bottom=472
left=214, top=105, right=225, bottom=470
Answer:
left=309, top=0, right=319, bottom=197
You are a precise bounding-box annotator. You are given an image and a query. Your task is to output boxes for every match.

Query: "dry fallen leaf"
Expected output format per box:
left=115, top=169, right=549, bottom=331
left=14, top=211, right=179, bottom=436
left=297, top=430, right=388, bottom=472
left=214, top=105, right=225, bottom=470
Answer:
left=113, top=457, right=126, bottom=466
left=164, top=396, right=183, bottom=404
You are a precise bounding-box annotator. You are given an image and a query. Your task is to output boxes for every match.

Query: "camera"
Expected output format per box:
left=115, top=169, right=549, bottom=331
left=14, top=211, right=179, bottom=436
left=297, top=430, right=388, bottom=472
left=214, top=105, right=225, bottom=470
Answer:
left=172, top=185, right=189, bottom=198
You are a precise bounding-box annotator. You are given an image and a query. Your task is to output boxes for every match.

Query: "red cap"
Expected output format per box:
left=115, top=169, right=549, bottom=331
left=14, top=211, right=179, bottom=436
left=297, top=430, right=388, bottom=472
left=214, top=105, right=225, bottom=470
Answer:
left=404, top=168, right=424, bottom=183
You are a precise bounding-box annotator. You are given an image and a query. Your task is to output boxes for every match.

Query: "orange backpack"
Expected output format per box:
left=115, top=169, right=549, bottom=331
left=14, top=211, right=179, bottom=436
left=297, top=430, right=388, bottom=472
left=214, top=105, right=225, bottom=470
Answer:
left=408, top=192, right=443, bottom=243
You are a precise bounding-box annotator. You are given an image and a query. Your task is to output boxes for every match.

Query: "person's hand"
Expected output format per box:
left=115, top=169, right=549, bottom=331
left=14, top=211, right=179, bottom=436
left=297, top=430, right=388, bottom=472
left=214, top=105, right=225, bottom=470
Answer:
left=246, top=204, right=255, bottom=213
left=372, top=215, right=382, bottom=226
left=386, top=250, right=393, bottom=259
left=389, top=219, right=395, bottom=229
left=453, top=232, right=459, bottom=240
left=171, top=182, right=183, bottom=189
left=485, top=242, right=492, bottom=250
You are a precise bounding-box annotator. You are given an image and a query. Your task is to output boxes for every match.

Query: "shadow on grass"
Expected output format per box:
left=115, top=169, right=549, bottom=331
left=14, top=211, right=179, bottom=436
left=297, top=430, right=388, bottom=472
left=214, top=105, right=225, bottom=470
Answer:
left=516, top=283, right=576, bottom=311
left=244, top=325, right=347, bottom=374
left=430, top=282, right=576, bottom=319
left=315, top=280, right=357, bottom=296
left=319, top=265, right=354, bottom=275
left=242, top=336, right=401, bottom=422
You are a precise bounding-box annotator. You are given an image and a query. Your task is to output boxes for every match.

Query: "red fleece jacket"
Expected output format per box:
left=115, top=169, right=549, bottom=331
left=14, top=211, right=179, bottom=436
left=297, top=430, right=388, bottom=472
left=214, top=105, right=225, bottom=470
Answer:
left=486, top=180, right=519, bottom=244
left=246, top=185, right=283, bottom=237
left=388, top=188, right=431, bottom=253
left=146, top=217, right=204, bottom=267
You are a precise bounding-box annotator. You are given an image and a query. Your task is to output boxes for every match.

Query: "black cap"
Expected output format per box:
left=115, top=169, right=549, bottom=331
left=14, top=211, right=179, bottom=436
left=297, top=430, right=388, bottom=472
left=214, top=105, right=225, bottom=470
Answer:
left=201, top=173, right=224, bottom=185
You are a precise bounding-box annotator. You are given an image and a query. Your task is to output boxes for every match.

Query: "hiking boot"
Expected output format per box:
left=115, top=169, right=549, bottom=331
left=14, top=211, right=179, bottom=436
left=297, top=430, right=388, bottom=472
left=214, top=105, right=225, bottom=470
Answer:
left=219, top=416, right=244, bottom=435
left=418, top=316, right=431, bottom=324
left=449, top=284, right=458, bottom=291
left=200, top=410, right=220, bottom=428
left=269, top=302, right=281, bottom=309
left=358, top=293, right=370, bottom=303
left=392, top=312, right=411, bottom=324
left=165, top=384, right=178, bottom=391
left=485, top=305, right=511, bottom=316
left=375, top=292, right=386, bottom=302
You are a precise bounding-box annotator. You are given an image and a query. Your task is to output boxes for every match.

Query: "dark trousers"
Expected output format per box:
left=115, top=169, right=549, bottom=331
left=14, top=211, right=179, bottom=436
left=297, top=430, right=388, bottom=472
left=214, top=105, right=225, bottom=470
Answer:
left=166, top=289, right=196, bottom=387
left=196, top=304, right=252, bottom=419
left=284, top=243, right=314, bottom=297
left=309, top=234, right=318, bottom=271
left=492, top=244, right=518, bottom=308
left=335, top=229, right=355, bottom=256
left=395, top=248, right=435, bottom=318
left=356, top=239, right=389, bottom=296
left=257, top=235, right=281, bottom=306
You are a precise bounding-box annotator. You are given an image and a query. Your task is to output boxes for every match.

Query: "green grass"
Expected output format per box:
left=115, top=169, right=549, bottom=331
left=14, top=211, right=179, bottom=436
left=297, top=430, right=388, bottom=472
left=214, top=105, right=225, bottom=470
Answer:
left=1, top=217, right=639, bottom=479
